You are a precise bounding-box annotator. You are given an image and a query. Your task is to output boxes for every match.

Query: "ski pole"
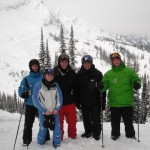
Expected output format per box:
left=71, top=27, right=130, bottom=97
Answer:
left=100, top=92, right=104, bottom=147
left=13, top=101, right=25, bottom=150
left=136, top=89, right=140, bottom=142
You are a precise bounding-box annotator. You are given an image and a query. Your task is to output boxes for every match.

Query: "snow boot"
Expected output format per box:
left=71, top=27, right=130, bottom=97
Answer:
left=53, top=141, right=60, bottom=148
left=111, top=135, right=120, bottom=141
left=93, top=135, right=100, bottom=141
left=81, top=132, right=92, bottom=138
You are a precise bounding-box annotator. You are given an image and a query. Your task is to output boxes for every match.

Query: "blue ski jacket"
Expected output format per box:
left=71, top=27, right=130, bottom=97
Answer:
left=18, top=72, right=42, bottom=106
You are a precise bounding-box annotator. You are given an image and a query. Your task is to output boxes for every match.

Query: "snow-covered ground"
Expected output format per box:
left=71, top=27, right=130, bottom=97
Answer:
left=0, top=110, right=150, bottom=150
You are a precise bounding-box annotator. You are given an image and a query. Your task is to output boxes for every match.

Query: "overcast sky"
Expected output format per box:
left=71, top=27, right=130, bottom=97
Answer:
left=44, top=0, right=150, bottom=36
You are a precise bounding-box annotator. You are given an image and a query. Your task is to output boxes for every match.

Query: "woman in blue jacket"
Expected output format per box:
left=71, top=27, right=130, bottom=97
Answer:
left=33, top=67, right=63, bottom=148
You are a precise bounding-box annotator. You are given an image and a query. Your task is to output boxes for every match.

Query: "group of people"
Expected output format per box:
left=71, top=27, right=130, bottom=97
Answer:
left=18, top=52, right=141, bottom=148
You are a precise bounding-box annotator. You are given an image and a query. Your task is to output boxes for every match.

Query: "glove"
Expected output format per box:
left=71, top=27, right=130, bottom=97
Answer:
left=44, top=115, right=55, bottom=130
left=76, top=103, right=81, bottom=110
left=21, top=92, right=29, bottom=99
left=44, top=118, right=50, bottom=128
left=98, top=82, right=104, bottom=91
left=133, top=81, right=141, bottom=90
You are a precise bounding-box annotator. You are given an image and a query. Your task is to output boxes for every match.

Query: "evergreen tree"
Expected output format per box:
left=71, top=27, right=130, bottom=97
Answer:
left=54, top=52, right=59, bottom=67
left=13, top=90, right=18, bottom=113
left=59, top=24, right=67, bottom=54
left=45, top=39, right=51, bottom=68
left=68, top=25, right=76, bottom=69
left=1, top=92, right=6, bottom=110
left=133, top=59, right=139, bottom=72
left=141, top=73, right=149, bottom=123
left=6, top=94, right=13, bottom=113
left=133, top=89, right=142, bottom=123
left=39, top=27, right=45, bottom=71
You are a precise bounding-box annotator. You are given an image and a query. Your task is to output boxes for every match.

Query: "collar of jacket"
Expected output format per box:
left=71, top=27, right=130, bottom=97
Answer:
left=42, top=79, right=56, bottom=90
left=29, top=71, right=41, bottom=78
left=112, top=63, right=126, bottom=71
left=56, top=66, right=70, bottom=76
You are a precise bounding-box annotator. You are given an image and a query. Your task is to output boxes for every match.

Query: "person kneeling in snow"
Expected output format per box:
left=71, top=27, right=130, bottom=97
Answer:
left=33, top=67, right=63, bottom=148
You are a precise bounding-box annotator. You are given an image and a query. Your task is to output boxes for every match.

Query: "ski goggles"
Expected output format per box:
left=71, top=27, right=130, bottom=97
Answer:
left=59, top=54, right=69, bottom=60
left=110, top=52, right=121, bottom=60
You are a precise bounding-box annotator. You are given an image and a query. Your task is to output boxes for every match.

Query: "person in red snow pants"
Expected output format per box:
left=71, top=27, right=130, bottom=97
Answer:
left=53, top=54, right=78, bottom=140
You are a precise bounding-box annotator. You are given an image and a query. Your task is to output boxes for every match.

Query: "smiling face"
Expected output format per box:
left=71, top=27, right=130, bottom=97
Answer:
left=45, top=74, right=54, bottom=82
left=31, top=64, right=39, bottom=72
left=83, top=61, right=92, bottom=70
left=59, top=60, right=69, bottom=69
left=112, top=58, right=121, bottom=67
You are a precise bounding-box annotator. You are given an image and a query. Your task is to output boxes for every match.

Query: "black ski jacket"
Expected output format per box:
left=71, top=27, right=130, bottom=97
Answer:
left=53, top=66, right=77, bottom=106
left=77, top=65, right=106, bottom=108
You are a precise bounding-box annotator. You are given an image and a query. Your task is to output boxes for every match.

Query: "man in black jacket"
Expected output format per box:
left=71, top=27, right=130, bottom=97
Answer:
left=53, top=54, right=77, bottom=140
left=76, top=55, right=106, bottom=141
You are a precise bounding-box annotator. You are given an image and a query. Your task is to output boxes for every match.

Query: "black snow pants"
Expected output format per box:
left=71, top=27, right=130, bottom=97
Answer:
left=81, top=103, right=101, bottom=137
left=110, top=107, right=135, bottom=138
left=23, top=105, right=50, bottom=144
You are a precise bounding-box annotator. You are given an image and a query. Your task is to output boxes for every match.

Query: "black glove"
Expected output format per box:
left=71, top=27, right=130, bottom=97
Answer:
left=21, top=92, right=29, bottom=99
left=44, top=115, right=55, bottom=131
left=133, top=81, right=141, bottom=90
left=76, top=103, right=81, bottom=110
left=44, top=117, right=50, bottom=128
left=98, top=82, right=104, bottom=91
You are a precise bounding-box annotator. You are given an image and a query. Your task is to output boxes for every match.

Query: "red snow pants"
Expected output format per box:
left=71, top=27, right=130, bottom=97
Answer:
left=59, top=104, right=77, bottom=139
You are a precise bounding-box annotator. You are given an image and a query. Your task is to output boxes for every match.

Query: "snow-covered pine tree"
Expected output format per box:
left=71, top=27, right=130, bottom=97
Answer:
left=45, top=39, right=51, bottom=68
left=59, top=24, right=67, bottom=54
left=133, top=58, right=139, bottom=72
left=1, top=92, right=6, bottom=110
left=18, top=98, right=22, bottom=114
left=13, top=90, right=18, bottom=113
left=54, top=52, right=58, bottom=67
left=141, top=73, right=149, bottom=123
left=7, top=94, right=13, bottom=113
left=68, top=25, right=76, bottom=70
left=39, top=27, right=46, bottom=72
left=133, top=89, right=142, bottom=123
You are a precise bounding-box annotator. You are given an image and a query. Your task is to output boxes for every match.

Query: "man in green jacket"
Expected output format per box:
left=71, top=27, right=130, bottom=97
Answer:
left=99, top=52, right=141, bottom=140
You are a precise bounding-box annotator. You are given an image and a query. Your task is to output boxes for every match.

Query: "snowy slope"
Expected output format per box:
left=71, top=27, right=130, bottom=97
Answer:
left=0, top=0, right=150, bottom=95
left=0, top=110, right=150, bottom=150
